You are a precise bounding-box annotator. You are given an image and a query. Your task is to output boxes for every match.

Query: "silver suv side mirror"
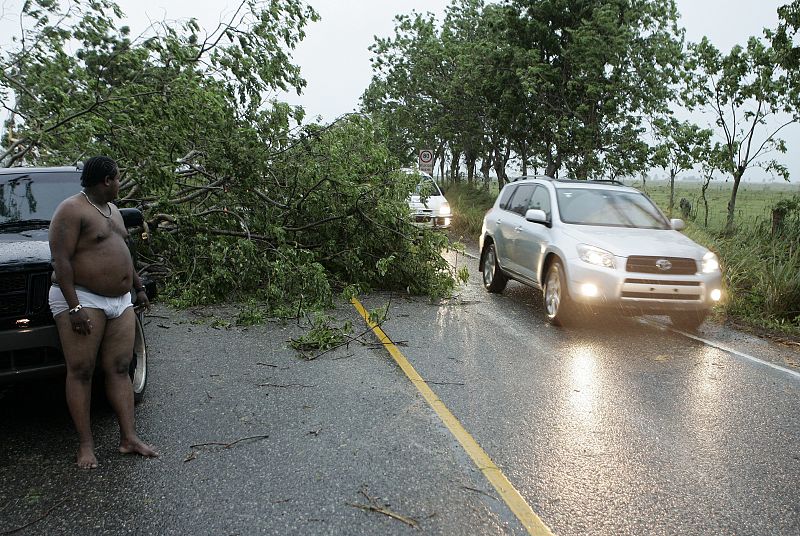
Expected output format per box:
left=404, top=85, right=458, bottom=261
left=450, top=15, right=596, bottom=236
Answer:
left=670, top=218, right=686, bottom=231
left=525, top=209, right=548, bottom=224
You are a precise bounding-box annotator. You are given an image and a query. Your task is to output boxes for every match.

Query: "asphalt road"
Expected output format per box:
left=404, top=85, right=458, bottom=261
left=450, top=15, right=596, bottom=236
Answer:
left=2, top=248, right=799, bottom=535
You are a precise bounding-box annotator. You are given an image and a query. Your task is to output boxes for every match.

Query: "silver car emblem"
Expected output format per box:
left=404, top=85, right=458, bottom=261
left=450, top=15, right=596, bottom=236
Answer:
left=655, top=259, right=672, bottom=271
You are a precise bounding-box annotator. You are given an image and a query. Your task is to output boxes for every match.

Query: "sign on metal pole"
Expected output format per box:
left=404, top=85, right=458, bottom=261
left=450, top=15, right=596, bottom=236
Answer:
left=418, top=149, right=434, bottom=174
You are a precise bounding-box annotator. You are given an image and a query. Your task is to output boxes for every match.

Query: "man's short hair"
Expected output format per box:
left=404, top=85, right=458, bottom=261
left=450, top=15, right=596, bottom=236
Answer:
left=80, top=156, right=118, bottom=187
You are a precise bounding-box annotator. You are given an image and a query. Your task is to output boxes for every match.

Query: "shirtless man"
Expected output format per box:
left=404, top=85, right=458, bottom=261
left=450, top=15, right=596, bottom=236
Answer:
left=49, top=156, right=158, bottom=469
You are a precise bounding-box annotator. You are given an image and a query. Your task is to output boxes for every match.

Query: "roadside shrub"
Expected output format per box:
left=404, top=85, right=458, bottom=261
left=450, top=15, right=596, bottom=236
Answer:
left=443, top=182, right=496, bottom=238
left=685, top=214, right=800, bottom=335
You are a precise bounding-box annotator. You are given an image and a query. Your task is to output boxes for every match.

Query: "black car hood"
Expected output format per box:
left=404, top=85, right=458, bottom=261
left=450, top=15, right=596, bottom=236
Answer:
left=0, top=228, right=52, bottom=266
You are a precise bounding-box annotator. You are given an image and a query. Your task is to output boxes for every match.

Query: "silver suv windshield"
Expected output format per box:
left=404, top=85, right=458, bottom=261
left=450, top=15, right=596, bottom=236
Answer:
left=556, top=188, right=670, bottom=229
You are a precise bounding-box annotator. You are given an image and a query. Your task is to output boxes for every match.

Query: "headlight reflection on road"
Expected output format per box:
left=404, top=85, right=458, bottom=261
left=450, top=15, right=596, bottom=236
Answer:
left=692, top=347, right=725, bottom=401
left=569, top=346, right=598, bottom=419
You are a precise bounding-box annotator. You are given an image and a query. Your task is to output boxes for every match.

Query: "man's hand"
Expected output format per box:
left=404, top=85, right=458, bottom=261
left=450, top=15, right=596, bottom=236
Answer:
left=134, top=289, right=151, bottom=313
left=70, top=308, right=93, bottom=335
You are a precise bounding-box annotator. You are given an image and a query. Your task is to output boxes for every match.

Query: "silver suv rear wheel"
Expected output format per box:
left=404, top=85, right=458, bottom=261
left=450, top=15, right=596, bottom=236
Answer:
left=482, top=243, right=508, bottom=293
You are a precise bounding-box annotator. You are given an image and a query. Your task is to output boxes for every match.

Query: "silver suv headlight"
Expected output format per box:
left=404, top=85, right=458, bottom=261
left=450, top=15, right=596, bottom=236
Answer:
left=439, top=202, right=451, bottom=216
left=577, top=244, right=615, bottom=269
left=702, top=251, right=720, bottom=273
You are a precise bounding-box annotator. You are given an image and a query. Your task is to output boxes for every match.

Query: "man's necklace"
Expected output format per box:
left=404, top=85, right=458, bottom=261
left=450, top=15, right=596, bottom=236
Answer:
left=81, top=190, right=112, bottom=218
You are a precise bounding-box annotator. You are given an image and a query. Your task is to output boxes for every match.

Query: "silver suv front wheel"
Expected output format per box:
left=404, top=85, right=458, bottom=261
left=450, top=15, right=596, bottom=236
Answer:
left=544, top=259, right=573, bottom=326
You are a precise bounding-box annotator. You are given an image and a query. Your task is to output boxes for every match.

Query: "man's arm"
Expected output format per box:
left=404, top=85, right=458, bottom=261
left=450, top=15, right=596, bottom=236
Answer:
left=49, top=200, right=93, bottom=334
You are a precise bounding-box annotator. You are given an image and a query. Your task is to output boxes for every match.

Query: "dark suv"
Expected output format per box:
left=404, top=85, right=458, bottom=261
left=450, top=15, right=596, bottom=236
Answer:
left=0, top=166, right=153, bottom=401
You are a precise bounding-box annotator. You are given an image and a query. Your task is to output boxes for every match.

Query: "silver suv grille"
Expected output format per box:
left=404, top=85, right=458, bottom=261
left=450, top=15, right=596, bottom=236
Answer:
left=626, top=256, right=697, bottom=275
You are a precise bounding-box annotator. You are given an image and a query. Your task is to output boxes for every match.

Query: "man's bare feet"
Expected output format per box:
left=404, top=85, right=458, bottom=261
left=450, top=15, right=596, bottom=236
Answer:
left=119, top=436, right=159, bottom=458
left=77, top=442, right=98, bottom=469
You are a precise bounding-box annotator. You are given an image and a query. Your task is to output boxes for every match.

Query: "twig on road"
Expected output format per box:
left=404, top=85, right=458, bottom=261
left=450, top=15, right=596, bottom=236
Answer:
left=347, top=488, right=418, bottom=528
left=460, top=485, right=497, bottom=500
left=257, top=383, right=316, bottom=388
left=1, top=500, right=65, bottom=535
left=189, top=434, right=269, bottom=450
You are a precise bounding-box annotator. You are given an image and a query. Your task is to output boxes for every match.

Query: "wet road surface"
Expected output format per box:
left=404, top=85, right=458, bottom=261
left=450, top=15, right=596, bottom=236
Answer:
left=1, top=249, right=799, bottom=535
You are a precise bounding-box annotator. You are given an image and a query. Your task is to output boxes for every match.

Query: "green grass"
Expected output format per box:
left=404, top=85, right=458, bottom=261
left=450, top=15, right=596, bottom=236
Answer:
left=445, top=179, right=800, bottom=338
left=636, top=180, right=800, bottom=232
left=443, top=182, right=496, bottom=238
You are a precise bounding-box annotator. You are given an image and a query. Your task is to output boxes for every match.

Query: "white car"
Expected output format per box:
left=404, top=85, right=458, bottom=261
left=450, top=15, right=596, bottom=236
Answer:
left=404, top=169, right=451, bottom=229
left=479, top=176, right=723, bottom=329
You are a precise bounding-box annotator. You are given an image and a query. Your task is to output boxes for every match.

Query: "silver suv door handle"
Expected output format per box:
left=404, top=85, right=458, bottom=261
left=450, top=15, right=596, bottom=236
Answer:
left=514, top=226, right=523, bottom=232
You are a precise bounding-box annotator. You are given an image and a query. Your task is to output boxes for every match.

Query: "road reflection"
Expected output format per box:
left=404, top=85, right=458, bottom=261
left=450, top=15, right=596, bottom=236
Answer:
left=568, top=346, right=598, bottom=419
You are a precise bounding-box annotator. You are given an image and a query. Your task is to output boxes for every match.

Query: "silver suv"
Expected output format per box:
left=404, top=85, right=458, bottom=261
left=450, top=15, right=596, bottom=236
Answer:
left=479, top=176, right=723, bottom=329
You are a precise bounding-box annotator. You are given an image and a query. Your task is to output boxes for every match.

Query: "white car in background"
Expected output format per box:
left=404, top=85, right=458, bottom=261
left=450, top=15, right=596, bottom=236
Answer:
left=404, top=169, right=451, bottom=229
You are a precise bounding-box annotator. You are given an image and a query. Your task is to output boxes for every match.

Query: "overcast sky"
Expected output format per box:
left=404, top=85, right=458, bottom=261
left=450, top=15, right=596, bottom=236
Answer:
left=1, top=0, right=797, bottom=179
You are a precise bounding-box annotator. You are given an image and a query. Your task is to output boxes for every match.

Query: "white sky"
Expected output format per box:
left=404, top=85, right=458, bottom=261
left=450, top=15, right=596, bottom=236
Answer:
left=1, top=0, right=797, bottom=179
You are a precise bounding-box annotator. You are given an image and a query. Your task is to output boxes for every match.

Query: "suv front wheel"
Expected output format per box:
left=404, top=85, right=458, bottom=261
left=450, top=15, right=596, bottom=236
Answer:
left=544, top=259, right=574, bottom=326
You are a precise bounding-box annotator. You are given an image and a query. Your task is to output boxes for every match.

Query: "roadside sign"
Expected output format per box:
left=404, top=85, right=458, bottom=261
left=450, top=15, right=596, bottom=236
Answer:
left=418, top=149, right=434, bottom=174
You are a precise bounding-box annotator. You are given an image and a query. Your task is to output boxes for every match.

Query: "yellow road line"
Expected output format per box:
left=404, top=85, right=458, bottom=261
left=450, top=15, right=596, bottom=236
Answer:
left=351, top=297, right=554, bottom=536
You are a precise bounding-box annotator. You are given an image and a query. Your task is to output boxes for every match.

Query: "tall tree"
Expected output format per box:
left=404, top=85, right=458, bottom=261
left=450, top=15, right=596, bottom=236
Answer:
left=651, top=117, right=712, bottom=216
left=684, top=36, right=794, bottom=233
left=362, top=11, right=450, bottom=170
left=506, top=0, right=684, bottom=179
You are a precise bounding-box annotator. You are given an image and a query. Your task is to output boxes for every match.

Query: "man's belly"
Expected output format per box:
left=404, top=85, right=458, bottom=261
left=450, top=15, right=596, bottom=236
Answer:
left=71, top=241, right=135, bottom=297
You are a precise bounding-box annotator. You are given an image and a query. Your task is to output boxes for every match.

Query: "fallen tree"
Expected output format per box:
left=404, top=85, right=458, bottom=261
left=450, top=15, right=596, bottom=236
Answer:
left=1, top=0, right=463, bottom=315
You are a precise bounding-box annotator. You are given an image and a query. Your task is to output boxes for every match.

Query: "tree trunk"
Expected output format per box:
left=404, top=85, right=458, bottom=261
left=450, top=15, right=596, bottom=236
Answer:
left=519, top=139, right=528, bottom=176
left=701, top=177, right=711, bottom=228
left=544, top=148, right=560, bottom=178
left=668, top=168, right=677, bottom=218
left=480, top=156, right=492, bottom=190
left=725, top=168, right=744, bottom=234
left=449, top=150, right=461, bottom=183
left=492, top=143, right=512, bottom=191
left=438, top=146, right=446, bottom=183
left=465, top=156, right=476, bottom=184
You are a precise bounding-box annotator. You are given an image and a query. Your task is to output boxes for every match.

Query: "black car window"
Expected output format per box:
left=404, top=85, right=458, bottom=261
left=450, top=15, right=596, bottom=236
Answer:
left=497, top=184, right=516, bottom=210
left=0, top=171, right=81, bottom=223
left=507, top=184, right=534, bottom=216
left=528, top=185, right=551, bottom=220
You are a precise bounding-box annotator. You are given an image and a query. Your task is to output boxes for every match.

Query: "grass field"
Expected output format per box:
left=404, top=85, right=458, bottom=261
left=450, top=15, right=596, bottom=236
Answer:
left=633, top=179, right=800, bottom=232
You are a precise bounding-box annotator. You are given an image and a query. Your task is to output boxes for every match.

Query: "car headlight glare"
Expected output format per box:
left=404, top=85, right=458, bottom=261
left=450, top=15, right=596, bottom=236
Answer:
left=439, top=203, right=451, bottom=216
left=702, top=251, right=720, bottom=273
left=577, top=244, right=615, bottom=269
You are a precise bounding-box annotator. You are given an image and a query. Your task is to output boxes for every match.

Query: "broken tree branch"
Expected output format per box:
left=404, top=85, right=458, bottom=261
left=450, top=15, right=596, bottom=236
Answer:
left=347, top=489, right=418, bottom=528
left=188, top=434, right=269, bottom=450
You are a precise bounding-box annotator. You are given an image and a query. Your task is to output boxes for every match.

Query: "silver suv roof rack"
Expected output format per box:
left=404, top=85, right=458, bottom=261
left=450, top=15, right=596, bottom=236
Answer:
left=509, top=175, right=626, bottom=186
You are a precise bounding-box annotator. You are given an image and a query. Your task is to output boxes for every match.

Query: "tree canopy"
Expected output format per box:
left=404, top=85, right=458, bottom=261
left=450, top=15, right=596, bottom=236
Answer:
left=362, top=0, right=686, bottom=186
